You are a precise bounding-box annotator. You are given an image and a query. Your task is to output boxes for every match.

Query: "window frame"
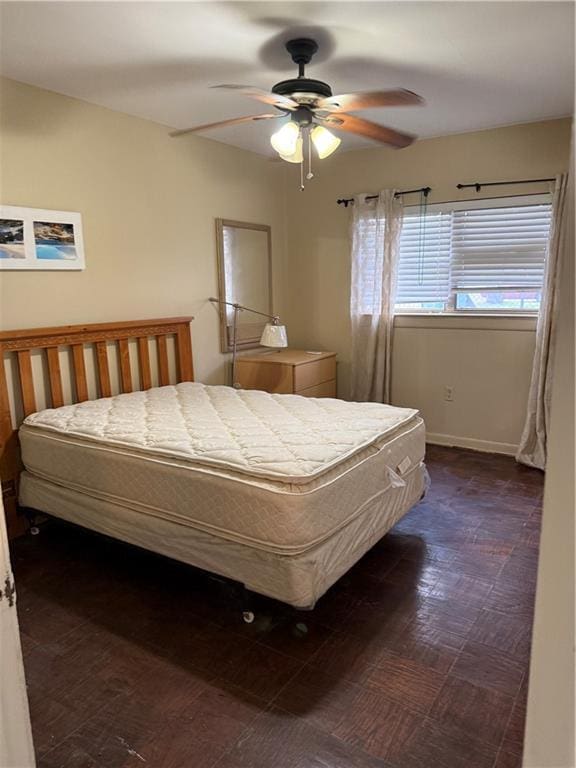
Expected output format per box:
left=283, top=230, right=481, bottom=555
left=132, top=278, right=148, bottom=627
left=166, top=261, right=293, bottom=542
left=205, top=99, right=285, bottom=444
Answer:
left=394, top=193, right=552, bottom=317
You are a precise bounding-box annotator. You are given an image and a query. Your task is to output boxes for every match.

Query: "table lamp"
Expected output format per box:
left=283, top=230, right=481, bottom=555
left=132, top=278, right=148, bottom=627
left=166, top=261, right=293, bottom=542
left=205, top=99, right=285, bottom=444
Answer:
left=209, top=297, right=288, bottom=387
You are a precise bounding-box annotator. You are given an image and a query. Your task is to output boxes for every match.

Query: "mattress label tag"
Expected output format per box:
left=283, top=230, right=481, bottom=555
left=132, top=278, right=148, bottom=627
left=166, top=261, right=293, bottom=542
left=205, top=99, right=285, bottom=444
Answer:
left=397, top=456, right=412, bottom=476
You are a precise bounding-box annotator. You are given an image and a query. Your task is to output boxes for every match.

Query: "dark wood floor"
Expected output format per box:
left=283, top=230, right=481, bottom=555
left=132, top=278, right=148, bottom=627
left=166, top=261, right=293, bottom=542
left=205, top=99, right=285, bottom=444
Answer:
left=11, top=445, right=543, bottom=768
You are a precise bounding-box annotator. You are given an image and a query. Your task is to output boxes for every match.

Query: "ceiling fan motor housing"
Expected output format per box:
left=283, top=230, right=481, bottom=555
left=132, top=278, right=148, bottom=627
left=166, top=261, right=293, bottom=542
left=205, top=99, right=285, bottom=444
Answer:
left=272, top=77, right=332, bottom=102
left=272, top=38, right=333, bottom=104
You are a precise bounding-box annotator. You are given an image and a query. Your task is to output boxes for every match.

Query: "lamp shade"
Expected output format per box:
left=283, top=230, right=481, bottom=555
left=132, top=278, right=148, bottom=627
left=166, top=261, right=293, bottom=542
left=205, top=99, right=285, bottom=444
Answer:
left=270, top=122, right=300, bottom=156
left=279, top=135, right=303, bottom=164
left=260, top=323, right=288, bottom=348
left=311, top=125, right=341, bottom=159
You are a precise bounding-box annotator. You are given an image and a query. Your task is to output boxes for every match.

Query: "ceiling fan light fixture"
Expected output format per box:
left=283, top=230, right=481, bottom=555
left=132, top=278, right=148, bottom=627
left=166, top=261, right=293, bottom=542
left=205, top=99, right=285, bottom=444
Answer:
left=270, top=121, right=300, bottom=156
left=310, top=125, right=341, bottom=159
left=279, top=135, right=303, bottom=164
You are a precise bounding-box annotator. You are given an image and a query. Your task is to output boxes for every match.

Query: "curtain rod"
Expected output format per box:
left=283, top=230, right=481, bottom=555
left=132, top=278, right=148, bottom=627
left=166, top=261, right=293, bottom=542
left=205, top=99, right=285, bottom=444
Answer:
left=337, top=190, right=551, bottom=211
left=456, top=178, right=555, bottom=192
left=409, top=191, right=552, bottom=206
left=337, top=179, right=555, bottom=208
left=336, top=186, right=431, bottom=207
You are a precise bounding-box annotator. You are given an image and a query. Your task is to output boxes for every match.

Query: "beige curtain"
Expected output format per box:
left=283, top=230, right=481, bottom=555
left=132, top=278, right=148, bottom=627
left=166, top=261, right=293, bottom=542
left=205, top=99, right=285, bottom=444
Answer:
left=516, top=173, right=569, bottom=470
left=350, top=191, right=404, bottom=403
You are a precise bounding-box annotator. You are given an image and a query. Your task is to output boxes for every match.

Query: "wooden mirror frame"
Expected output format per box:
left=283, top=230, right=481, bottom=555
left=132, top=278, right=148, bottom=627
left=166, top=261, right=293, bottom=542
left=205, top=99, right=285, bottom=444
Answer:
left=215, top=219, right=273, bottom=353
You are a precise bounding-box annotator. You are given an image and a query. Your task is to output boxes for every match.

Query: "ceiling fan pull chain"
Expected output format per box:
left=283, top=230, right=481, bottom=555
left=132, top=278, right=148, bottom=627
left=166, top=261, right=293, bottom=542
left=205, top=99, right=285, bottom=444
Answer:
left=307, top=127, right=314, bottom=180
left=300, top=150, right=305, bottom=191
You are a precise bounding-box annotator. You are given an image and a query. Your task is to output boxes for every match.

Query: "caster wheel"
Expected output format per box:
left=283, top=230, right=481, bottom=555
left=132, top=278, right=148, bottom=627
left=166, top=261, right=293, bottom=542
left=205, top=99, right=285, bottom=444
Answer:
left=242, top=611, right=255, bottom=624
left=30, top=526, right=40, bottom=536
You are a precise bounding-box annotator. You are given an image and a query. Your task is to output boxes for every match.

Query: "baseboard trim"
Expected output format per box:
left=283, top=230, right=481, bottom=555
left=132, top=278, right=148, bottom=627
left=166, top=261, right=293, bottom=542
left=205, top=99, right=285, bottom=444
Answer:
left=426, top=432, right=518, bottom=456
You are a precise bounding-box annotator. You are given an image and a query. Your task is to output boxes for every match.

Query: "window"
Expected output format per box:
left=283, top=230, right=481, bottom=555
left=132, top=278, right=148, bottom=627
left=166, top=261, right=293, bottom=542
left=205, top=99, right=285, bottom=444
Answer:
left=394, top=195, right=552, bottom=313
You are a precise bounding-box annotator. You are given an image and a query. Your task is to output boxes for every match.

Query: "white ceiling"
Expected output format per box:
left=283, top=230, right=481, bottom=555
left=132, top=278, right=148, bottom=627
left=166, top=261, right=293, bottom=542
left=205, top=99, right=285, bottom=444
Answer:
left=0, top=1, right=573, bottom=156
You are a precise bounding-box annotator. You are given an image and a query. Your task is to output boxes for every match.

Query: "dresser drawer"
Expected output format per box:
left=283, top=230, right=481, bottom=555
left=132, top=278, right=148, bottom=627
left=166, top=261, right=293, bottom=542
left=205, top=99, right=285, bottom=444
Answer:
left=235, top=349, right=337, bottom=396
left=297, top=379, right=337, bottom=398
left=236, top=360, right=293, bottom=393
left=294, top=357, right=336, bottom=392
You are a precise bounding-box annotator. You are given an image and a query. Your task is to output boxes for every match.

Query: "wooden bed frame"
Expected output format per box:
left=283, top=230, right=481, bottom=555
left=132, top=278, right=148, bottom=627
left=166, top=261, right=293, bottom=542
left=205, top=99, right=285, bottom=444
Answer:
left=0, top=317, right=194, bottom=539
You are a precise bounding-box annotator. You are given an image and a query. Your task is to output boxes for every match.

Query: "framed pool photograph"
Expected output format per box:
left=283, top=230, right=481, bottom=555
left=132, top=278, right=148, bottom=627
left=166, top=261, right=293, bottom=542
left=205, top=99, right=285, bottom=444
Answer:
left=0, top=206, right=85, bottom=270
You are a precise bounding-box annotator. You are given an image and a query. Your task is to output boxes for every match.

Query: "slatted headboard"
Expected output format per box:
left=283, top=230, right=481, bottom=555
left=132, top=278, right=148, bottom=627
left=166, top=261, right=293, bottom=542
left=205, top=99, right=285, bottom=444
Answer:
left=0, top=316, right=194, bottom=538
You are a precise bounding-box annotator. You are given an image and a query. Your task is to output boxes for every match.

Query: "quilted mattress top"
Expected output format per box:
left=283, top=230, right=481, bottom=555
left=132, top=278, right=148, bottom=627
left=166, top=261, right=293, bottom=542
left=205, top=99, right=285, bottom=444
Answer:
left=22, top=383, right=419, bottom=484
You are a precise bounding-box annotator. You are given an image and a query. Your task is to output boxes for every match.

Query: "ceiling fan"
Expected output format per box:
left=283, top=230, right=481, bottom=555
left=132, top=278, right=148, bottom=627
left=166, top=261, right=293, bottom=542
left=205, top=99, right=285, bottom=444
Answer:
left=170, top=38, right=423, bottom=188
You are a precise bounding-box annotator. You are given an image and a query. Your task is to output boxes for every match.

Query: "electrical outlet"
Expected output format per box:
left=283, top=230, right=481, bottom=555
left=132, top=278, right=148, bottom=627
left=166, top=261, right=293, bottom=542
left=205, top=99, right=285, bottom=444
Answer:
left=444, top=386, right=454, bottom=402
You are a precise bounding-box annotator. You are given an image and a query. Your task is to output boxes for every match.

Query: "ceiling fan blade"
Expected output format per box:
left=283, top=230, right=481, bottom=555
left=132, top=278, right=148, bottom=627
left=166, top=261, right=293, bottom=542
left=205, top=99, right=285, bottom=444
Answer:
left=316, top=89, right=423, bottom=113
left=320, top=113, right=415, bottom=148
left=212, top=84, right=298, bottom=110
left=170, top=113, right=281, bottom=138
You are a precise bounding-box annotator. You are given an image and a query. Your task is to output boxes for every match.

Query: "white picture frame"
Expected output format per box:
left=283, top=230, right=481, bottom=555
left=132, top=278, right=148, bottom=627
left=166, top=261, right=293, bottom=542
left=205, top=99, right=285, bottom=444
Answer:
left=0, top=206, right=85, bottom=270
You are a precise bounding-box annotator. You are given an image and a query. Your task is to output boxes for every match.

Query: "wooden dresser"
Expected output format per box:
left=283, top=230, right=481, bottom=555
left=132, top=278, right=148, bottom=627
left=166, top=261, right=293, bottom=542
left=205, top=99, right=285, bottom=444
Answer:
left=236, top=349, right=337, bottom=397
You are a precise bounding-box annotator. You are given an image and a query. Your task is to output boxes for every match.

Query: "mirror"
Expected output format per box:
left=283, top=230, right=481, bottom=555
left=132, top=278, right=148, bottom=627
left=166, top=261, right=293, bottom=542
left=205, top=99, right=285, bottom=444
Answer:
left=215, top=219, right=272, bottom=352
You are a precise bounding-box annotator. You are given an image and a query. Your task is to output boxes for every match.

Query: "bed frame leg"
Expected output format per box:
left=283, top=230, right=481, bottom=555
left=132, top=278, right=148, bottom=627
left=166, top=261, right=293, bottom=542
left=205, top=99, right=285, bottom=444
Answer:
left=235, top=583, right=314, bottom=627
left=240, top=585, right=256, bottom=623
left=18, top=506, right=41, bottom=535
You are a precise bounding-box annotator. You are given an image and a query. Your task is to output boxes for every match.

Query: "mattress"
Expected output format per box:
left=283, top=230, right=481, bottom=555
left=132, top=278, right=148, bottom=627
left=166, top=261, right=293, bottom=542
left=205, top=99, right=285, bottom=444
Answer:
left=20, top=383, right=425, bottom=555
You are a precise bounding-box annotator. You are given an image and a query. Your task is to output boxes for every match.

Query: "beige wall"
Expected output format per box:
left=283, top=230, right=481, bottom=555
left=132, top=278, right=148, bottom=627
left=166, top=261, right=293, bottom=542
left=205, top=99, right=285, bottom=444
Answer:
left=0, top=77, right=287, bottom=385
left=283, top=119, right=571, bottom=452
left=524, top=137, right=575, bottom=768
left=391, top=315, right=538, bottom=453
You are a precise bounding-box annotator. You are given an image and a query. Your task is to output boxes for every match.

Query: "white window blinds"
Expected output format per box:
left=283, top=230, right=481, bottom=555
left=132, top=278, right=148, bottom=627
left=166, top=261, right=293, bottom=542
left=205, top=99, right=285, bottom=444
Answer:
left=354, top=194, right=552, bottom=312
left=450, top=201, right=552, bottom=291
left=396, top=210, right=452, bottom=303
left=393, top=194, right=552, bottom=307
